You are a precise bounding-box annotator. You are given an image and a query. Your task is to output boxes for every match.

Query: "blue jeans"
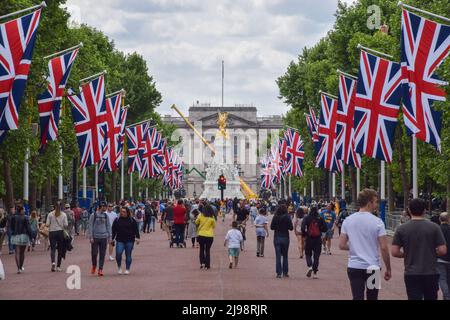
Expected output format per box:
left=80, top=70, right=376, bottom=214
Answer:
left=274, top=236, right=289, bottom=276
left=437, top=263, right=450, bottom=300
left=116, top=241, right=134, bottom=270
left=150, top=217, right=156, bottom=231
left=7, top=230, right=15, bottom=252
left=137, top=221, right=143, bottom=233
left=174, top=224, right=185, bottom=245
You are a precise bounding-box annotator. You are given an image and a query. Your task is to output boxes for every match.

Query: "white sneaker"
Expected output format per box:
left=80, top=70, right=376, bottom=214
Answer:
left=56, top=267, right=62, bottom=272
left=109, top=256, right=115, bottom=261
left=117, top=268, right=123, bottom=275
left=313, top=272, right=318, bottom=279
left=124, top=270, right=130, bottom=275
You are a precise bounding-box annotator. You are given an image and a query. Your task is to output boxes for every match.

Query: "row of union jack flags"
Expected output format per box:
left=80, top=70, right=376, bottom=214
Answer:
left=126, top=124, right=183, bottom=189
left=260, top=127, right=304, bottom=190
left=304, top=8, right=449, bottom=174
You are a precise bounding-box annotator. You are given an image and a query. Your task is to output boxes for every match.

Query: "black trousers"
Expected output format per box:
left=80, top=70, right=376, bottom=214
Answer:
left=304, top=237, right=322, bottom=272
left=347, top=268, right=380, bottom=300
left=404, top=274, right=440, bottom=300
left=49, top=230, right=65, bottom=267
left=143, top=218, right=151, bottom=233
left=198, top=236, right=214, bottom=268
left=91, top=238, right=108, bottom=269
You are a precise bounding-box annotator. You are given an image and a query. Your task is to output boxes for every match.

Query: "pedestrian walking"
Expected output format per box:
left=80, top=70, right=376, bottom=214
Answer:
left=320, top=202, right=336, bottom=255
left=112, top=206, right=140, bottom=275
left=10, top=205, right=32, bottom=274
left=88, top=201, right=112, bottom=276
left=224, top=221, right=243, bottom=269
left=254, top=208, right=269, bottom=257
left=28, top=210, right=39, bottom=252
left=106, top=203, right=118, bottom=261
left=0, top=209, right=7, bottom=254
left=188, top=209, right=199, bottom=248
left=64, top=204, right=75, bottom=237
left=301, top=206, right=327, bottom=279
left=81, top=207, right=89, bottom=235
left=6, top=206, right=16, bottom=255
left=173, top=199, right=187, bottom=247
left=391, top=198, right=447, bottom=300
left=270, top=204, right=293, bottom=278
left=339, top=188, right=392, bottom=300
left=135, top=204, right=145, bottom=233
left=196, top=204, right=216, bottom=269
left=46, top=202, right=68, bottom=272
left=437, top=212, right=450, bottom=300
left=294, top=207, right=306, bottom=259
left=72, top=204, right=82, bottom=236
left=162, top=202, right=174, bottom=241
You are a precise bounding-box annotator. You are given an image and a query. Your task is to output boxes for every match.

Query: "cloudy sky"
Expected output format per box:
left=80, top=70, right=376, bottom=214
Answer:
left=66, top=0, right=355, bottom=117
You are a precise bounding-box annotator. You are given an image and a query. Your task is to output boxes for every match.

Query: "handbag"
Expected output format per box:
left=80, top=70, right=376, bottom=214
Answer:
left=55, top=214, right=73, bottom=251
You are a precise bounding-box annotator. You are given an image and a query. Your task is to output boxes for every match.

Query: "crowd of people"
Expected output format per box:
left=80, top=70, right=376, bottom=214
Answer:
left=0, top=190, right=449, bottom=300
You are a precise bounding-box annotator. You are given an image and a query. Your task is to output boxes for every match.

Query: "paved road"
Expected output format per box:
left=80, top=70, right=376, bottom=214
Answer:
left=0, top=213, right=412, bottom=300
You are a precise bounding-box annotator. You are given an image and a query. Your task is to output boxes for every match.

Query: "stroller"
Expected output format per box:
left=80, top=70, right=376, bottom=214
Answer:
left=169, top=224, right=186, bottom=248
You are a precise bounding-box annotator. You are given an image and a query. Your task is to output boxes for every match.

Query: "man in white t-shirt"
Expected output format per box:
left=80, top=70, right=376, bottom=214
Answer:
left=106, top=203, right=118, bottom=261
left=224, top=221, right=244, bottom=269
left=339, top=188, right=391, bottom=300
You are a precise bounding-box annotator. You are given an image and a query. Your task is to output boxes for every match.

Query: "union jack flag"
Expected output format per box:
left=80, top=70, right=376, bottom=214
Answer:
left=260, top=157, right=276, bottom=190
left=0, top=8, right=42, bottom=132
left=140, top=127, right=162, bottom=179
left=305, top=107, right=320, bottom=154
left=99, top=92, right=127, bottom=172
left=174, top=159, right=184, bottom=189
left=269, top=143, right=283, bottom=183
left=316, top=94, right=342, bottom=173
left=162, top=146, right=174, bottom=188
left=336, top=74, right=361, bottom=168
left=354, top=50, right=402, bottom=163
left=38, top=48, right=79, bottom=151
left=284, top=128, right=305, bottom=176
left=68, top=75, right=107, bottom=168
left=125, top=122, right=149, bottom=174
left=400, top=9, right=450, bottom=152
left=117, top=106, right=128, bottom=166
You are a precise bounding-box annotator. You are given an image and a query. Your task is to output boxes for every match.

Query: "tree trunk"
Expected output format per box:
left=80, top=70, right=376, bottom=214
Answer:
left=111, top=171, right=117, bottom=204
left=387, top=166, right=394, bottom=213
left=396, top=131, right=409, bottom=210
left=45, top=177, right=52, bottom=210
left=2, top=152, right=14, bottom=210
left=446, top=178, right=450, bottom=212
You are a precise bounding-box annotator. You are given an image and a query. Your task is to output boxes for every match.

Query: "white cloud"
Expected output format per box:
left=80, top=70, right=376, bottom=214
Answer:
left=65, top=0, right=346, bottom=117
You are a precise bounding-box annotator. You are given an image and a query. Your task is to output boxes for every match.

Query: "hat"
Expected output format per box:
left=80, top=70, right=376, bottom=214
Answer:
left=65, top=204, right=70, bottom=209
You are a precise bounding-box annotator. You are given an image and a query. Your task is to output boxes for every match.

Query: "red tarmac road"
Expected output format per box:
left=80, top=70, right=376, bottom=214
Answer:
left=0, top=214, right=413, bottom=300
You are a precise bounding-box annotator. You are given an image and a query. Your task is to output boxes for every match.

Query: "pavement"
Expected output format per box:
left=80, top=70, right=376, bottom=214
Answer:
left=0, top=213, right=413, bottom=300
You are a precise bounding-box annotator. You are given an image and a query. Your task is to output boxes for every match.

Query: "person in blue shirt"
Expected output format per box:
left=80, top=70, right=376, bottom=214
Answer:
left=320, top=202, right=336, bottom=255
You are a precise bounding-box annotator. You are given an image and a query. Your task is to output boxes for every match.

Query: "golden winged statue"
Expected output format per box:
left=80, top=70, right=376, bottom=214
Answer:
left=217, top=112, right=229, bottom=139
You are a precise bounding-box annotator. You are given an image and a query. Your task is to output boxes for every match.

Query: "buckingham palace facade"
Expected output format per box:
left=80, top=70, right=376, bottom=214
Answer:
left=161, top=103, right=284, bottom=198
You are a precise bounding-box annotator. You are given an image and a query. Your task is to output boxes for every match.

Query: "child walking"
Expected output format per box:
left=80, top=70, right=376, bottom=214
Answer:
left=224, top=221, right=243, bottom=269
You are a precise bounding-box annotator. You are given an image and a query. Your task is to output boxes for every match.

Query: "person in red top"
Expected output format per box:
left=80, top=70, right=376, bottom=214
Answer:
left=72, top=204, right=83, bottom=236
left=173, top=200, right=187, bottom=247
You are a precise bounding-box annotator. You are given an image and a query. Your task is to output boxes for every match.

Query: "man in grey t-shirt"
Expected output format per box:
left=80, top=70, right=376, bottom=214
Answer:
left=392, top=198, right=447, bottom=300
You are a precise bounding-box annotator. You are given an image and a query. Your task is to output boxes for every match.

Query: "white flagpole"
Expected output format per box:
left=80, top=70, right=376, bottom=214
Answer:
left=146, top=188, right=149, bottom=199
left=130, top=172, right=133, bottom=200
left=380, top=161, right=386, bottom=200
left=311, top=180, right=314, bottom=199
left=288, top=175, right=292, bottom=198
left=398, top=1, right=450, bottom=23
left=23, top=148, right=30, bottom=202
left=304, top=187, right=306, bottom=197
left=0, top=2, right=46, bottom=21
left=412, top=136, right=418, bottom=198
left=95, top=164, right=98, bottom=201
left=341, top=166, right=345, bottom=200
left=120, top=160, right=124, bottom=200
left=332, top=173, right=336, bottom=199
left=356, top=168, right=361, bottom=195
left=82, top=167, right=87, bottom=198
left=283, top=176, right=287, bottom=199
left=58, top=146, right=63, bottom=200
left=43, top=42, right=83, bottom=60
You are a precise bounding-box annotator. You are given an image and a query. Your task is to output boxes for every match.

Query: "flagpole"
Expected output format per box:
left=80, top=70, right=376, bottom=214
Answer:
left=120, top=159, right=124, bottom=201
left=288, top=175, right=292, bottom=199
left=332, top=172, right=336, bottom=199
left=125, top=119, right=155, bottom=128
left=341, top=166, right=345, bottom=200
left=336, top=69, right=358, bottom=79
left=95, top=164, right=98, bottom=201
left=0, top=2, right=46, bottom=21
left=357, top=44, right=394, bottom=60
left=311, top=180, right=314, bottom=200
left=356, top=168, right=361, bottom=195
left=412, top=136, right=418, bottom=198
left=380, top=161, right=386, bottom=200
left=79, top=70, right=107, bottom=84
left=23, top=148, right=30, bottom=202
left=319, top=90, right=338, bottom=100
left=398, top=1, right=450, bottom=23
left=83, top=167, right=87, bottom=199
left=58, top=146, right=63, bottom=201
left=43, top=42, right=83, bottom=60
left=283, top=176, right=287, bottom=200
left=130, top=172, right=133, bottom=200
left=106, top=89, right=126, bottom=99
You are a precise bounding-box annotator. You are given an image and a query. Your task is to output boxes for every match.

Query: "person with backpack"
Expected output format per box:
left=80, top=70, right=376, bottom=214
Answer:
left=336, top=207, right=351, bottom=236
left=270, top=205, right=293, bottom=278
left=143, top=202, right=153, bottom=233
left=135, top=204, right=145, bottom=233
left=301, top=206, right=327, bottom=279
left=64, top=204, right=75, bottom=237
left=88, top=202, right=112, bottom=276
left=112, top=206, right=140, bottom=275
